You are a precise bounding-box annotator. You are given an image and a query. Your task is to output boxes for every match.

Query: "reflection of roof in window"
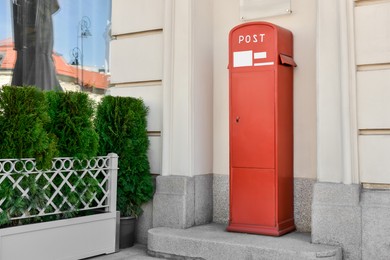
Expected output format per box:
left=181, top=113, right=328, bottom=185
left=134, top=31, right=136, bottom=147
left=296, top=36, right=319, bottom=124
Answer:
left=0, top=40, right=109, bottom=89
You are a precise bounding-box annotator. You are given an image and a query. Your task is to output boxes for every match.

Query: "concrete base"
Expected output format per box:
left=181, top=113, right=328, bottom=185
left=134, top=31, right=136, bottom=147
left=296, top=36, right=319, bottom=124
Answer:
left=148, top=179, right=390, bottom=259
left=135, top=201, right=153, bottom=245
left=212, top=174, right=229, bottom=224
left=361, top=189, right=390, bottom=260
left=137, top=174, right=213, bottom=243
left=153, top=175, right=213, bottom=229
left=148, top=223, right=342, bottom=260
left=312, top=183, right=362, bottom=260
left=195, top=174, right=213, bottom=225
left=294, top=178, right=315, bottom=232
left=312, top=182, right=390, bottom=260
left=213, top=175, right=315, bottom=232
left=135, top=176, right=157, bottom=245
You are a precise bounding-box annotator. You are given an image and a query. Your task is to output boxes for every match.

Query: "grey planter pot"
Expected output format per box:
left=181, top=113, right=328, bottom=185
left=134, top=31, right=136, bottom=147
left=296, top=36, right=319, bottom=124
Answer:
left=119, top=216, right=136, bottom=249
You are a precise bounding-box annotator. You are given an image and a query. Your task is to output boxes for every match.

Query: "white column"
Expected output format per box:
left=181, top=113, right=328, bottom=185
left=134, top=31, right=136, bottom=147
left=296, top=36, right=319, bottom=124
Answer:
left=316, top=0, right=358, bottom=184
left=162, top=0, right=213, bottom=177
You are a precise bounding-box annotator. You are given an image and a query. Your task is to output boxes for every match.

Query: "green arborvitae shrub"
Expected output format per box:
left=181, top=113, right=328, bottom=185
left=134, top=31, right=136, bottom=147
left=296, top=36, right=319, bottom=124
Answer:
left=44, top=91, right=100, bottom=217
left=95, top=96, right=154, bottom=217
left=45, top=91, right=98, bottom=159
left=0, top=86, right=58, bottom=168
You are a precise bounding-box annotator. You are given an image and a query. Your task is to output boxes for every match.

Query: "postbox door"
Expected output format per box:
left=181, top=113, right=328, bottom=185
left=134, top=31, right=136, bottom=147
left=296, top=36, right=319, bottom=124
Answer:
left=230, top=168, right=275, bottom=227
left=230, top=69, right=275, bottom=169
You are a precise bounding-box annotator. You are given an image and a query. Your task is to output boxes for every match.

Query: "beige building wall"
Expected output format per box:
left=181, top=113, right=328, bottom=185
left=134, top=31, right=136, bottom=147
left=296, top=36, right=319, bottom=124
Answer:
left=316, top=0, right=390, bottom=184
left=110, top=0, right=317, bottom=179
left=109, top=0, right=320, bottom=232
left=355, top=0, right=390, bottom=184
left=162, top=0, right=213, bottom=177
left=213, top=0, right=317, bottom=179
left=109, top=0, right=214, bottom=177
left=109, top=0, right=165, bottom=174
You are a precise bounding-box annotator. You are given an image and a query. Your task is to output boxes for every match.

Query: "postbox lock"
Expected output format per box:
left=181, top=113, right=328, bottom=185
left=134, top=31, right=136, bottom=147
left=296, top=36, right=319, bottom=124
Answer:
left=236, top=116, right=240, bottom=123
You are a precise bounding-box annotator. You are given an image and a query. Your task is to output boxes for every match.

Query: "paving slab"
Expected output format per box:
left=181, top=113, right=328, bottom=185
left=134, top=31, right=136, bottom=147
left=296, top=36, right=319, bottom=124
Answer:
left=148, top=223, right=342, bottom=260
left=85, top=244, right=159, bottom=260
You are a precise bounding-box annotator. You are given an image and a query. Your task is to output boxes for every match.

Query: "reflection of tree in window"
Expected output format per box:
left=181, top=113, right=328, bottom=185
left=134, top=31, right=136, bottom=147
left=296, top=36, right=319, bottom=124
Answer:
left=0, top=53, right=4, bottom=66
left=11, top=0, right=62, bottom=91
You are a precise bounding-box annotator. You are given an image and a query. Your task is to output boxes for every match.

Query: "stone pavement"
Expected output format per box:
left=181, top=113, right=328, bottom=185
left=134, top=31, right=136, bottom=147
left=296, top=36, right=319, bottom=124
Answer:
left=86, top=244, right=159, bottom=260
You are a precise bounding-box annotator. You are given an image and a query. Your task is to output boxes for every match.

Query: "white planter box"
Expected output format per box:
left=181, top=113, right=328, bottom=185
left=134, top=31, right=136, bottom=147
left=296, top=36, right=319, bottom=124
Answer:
left=0, top=212, right=116, bottom=260
left=0, top=154, right=118, bottom=260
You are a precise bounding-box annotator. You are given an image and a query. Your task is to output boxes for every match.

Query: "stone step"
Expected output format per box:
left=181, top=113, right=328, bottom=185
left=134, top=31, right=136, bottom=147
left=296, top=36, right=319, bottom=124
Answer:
left=147, top=224, right=342, bottom=260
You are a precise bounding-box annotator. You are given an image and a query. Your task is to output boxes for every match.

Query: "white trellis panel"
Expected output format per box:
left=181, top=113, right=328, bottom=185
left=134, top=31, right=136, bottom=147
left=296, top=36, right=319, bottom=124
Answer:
left=0, top=153, right=118, bottom=222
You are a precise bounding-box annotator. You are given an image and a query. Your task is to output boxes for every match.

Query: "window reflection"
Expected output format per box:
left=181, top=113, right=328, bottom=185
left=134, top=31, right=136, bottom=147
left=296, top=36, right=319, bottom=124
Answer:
left=12, top=0, right=61, bottom=91
left=0, top=0, right=112, bottom=101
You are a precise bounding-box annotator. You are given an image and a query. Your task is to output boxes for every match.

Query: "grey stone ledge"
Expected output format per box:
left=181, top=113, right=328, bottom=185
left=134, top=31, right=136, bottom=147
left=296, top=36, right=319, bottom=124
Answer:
left=155, top=175, right=194, bottom=195
left=361, top=189, right=390, bottom=207
left=148, top=223, right=342, bottom=260
left=313, top=182, right=360, bottom=206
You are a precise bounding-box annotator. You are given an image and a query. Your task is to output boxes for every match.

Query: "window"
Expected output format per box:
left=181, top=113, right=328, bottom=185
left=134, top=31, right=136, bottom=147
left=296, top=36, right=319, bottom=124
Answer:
left=0, top=0, right=112, bottom=98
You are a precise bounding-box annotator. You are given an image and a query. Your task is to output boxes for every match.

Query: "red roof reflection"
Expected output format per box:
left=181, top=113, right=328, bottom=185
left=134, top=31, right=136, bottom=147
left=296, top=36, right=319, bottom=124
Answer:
left=0, top=38, right=109, bottom=89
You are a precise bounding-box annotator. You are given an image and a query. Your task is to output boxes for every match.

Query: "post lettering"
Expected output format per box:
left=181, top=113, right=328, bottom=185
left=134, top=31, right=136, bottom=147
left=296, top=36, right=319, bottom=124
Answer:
left=259, top=34, right=265, bottom=42
left=237, top=33, right=266, bottom=44
left=238, top=35, right=244, bottom=44
left=253, top=34, right=258, bottom=43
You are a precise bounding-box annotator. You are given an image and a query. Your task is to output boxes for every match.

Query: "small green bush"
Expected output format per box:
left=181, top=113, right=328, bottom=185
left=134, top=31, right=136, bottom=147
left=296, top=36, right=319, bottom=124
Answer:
left=0, top=86, right=58, bottom=168
left=45, top=91, right=98, bottom=159
left=95, top=96, right=154, bottom=217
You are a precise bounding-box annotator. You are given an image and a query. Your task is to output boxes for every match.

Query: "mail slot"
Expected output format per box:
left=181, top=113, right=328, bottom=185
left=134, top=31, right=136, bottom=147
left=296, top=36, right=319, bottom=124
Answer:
left=227, top=22, right=296, bottom=236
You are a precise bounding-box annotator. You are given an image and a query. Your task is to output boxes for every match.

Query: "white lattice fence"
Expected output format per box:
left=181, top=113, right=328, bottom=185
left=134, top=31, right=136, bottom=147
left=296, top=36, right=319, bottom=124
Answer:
left=0, top=153, right=117, bottom=222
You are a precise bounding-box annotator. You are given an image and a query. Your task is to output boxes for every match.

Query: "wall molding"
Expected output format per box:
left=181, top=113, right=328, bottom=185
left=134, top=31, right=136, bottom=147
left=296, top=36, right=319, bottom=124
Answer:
left=355, top=0, right=390, bottom=7
left=112, top=29, right=163, bottom=39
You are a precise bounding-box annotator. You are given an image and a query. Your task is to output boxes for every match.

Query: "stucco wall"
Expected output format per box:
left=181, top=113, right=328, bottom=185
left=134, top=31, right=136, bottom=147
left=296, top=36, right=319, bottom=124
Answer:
left=109, top=0, right=165, bottom=175
left=213, top=0, right=317, bottom=179
left=355, top=1, right=390, bottom=184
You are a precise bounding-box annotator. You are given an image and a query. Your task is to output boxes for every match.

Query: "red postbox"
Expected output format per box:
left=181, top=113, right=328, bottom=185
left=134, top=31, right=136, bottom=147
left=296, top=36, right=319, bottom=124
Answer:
left=227, top=22, right=296, bottom=236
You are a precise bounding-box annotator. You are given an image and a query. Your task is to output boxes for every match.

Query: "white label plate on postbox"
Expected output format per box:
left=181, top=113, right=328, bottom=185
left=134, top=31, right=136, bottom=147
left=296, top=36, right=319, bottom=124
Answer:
left=234, top=50, right=253, bottom=67
left=233, top=50, right=274, bottom=68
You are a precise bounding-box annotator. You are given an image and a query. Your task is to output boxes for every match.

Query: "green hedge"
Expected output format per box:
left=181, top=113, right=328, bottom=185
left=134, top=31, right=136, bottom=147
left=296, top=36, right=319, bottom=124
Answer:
left=0, top=87, right=99, bottom=162
left=45, top=91, right=98, bottom=159
left=95, top=96, right=154, bottom=217
left=0, top=86, right=154, bottom=221
left=0, top=87, right=102, bottom=226
left=0, top=86, right=58, bottom=168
